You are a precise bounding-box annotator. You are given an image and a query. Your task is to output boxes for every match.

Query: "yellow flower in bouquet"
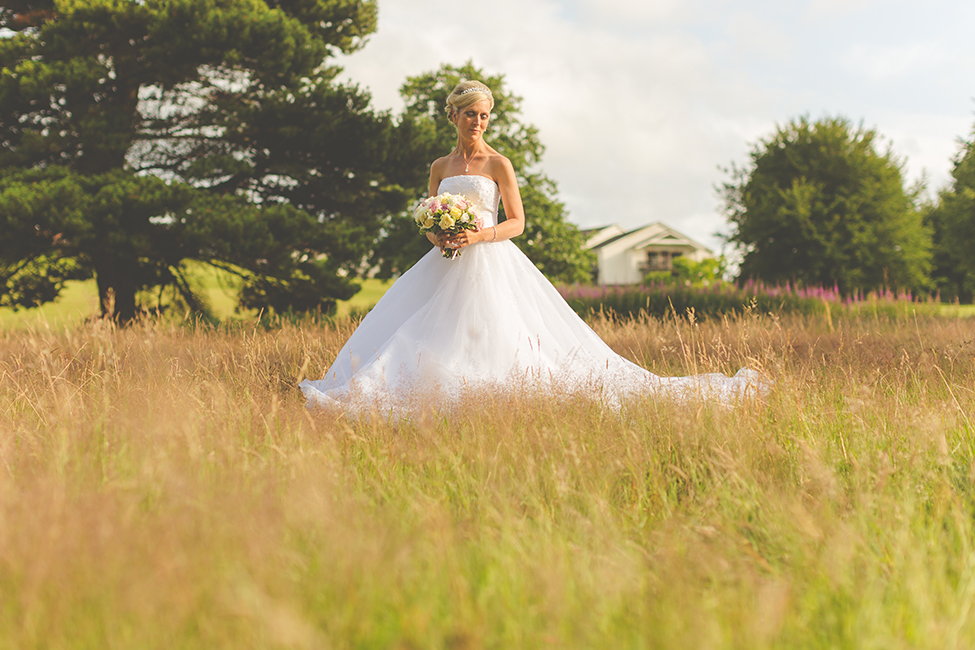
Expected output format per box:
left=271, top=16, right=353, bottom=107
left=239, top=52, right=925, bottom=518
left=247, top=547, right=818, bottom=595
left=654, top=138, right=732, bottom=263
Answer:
left=413, top=192, right=483, bottom=259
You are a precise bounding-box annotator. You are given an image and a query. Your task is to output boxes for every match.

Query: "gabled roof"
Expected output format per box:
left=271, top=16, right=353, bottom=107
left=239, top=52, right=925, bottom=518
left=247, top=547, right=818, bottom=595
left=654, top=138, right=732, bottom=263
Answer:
left=583, top=224, right=626, bottom=249
left=586, top=222, right=713, bottom=255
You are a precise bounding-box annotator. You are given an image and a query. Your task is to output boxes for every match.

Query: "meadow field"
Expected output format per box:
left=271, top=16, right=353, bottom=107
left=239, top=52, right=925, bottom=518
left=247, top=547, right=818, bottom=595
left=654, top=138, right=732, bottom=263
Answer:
left=2, top=306, right=975, bottom=648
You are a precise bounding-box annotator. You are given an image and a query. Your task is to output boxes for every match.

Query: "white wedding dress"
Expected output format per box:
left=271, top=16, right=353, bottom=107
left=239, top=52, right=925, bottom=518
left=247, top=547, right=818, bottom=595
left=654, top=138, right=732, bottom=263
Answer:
left=300, top=175, right=764, bottom=412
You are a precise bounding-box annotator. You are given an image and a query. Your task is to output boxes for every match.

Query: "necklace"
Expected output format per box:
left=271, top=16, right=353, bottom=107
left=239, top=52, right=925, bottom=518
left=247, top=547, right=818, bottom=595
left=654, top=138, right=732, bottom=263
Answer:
left=459, top=147, right=478, bottom=173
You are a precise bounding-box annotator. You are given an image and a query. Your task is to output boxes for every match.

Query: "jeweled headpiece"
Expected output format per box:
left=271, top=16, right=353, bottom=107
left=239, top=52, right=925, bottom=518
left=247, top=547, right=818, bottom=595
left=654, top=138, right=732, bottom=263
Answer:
left=459, top=86, right=491, bottom=96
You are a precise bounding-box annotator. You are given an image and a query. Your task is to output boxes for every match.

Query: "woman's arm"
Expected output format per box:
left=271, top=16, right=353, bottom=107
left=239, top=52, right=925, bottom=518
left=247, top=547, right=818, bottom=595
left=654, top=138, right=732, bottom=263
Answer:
left=428, top=158, right=444, bottom=198
left=426, top=159, right=446, bottom=249
left=492, top=157, right=525, bottom=241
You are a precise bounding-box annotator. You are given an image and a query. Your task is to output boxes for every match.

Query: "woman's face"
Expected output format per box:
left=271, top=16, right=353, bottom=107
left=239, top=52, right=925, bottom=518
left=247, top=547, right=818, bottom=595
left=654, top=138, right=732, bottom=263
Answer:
left=452, top=99, right=492, bottom=141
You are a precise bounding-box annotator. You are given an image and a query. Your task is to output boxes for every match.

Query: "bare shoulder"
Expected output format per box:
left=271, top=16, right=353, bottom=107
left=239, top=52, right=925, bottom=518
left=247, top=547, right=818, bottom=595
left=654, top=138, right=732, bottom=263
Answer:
left=430, top=155, right=451, bottom=178
left=429, top=156, right=451, bottom=191
left=484, top=150, right=516, bottom=183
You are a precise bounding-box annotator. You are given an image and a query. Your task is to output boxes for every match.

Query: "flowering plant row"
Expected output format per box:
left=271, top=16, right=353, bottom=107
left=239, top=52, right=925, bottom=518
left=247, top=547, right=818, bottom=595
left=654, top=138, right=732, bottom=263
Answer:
left=558, top=280, right=940, bottom=321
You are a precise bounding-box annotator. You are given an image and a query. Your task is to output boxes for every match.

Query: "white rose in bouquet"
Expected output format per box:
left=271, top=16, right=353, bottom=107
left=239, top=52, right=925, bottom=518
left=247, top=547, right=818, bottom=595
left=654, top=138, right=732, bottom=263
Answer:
left=412, top=192, right=483, bottom=259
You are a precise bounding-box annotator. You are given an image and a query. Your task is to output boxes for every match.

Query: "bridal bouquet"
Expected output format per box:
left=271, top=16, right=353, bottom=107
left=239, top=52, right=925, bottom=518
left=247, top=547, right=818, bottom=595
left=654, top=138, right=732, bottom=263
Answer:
left=413, top=192, right=482, bottom=259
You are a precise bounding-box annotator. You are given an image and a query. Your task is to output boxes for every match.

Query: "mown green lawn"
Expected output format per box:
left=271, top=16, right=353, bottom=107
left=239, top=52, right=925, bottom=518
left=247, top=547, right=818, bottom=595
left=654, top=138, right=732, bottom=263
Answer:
left=0, top=266, right=394, bottom=330
left=933, top=303, right=975, bottom=318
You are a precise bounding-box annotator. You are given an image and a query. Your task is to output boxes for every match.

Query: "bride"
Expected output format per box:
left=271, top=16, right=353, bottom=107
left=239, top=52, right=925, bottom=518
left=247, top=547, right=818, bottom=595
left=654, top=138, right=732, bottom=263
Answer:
left=300, top=80, right=763, bottom=411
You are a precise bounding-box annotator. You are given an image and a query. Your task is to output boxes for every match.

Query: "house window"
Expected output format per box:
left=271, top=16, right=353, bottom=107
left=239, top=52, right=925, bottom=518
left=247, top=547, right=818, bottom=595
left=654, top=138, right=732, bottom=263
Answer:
left=645, top=250, right=686, bottom=272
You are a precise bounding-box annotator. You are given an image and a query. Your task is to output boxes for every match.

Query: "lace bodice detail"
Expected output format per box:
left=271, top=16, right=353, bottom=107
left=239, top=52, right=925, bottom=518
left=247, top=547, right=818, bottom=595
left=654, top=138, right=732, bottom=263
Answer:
left=437, top=175, right=501, bottom=228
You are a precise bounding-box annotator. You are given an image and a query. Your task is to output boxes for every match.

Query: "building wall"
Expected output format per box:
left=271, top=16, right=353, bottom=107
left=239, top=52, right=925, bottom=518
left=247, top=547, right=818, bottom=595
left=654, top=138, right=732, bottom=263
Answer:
left=597, top=248, right=644, bottom=284
left=597, top=246, right=714, bottom=284
left=587, top=223, right=715, bottom=285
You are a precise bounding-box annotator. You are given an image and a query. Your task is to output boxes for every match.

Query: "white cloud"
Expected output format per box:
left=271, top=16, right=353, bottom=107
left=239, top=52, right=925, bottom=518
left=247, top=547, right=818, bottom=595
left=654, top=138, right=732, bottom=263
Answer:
left=805, top=0, right=880, bottom=19
left=876, top=112, right=974, bottom=194
left=574, top=0, right=697, bottom=25
left=725, top=13, right=795, bottom=59
left=845, top=41, right=948, bottom=82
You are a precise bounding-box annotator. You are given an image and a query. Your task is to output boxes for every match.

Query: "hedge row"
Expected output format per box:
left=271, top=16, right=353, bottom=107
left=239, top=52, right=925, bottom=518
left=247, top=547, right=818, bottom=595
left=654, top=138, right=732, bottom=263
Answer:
left=557, top=281, right=940, bottom=321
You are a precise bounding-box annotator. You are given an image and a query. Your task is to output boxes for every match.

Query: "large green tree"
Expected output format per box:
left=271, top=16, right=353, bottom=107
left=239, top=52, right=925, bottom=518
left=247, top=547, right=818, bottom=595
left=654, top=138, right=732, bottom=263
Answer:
left=927, top=122, right=975, bottom=302
left=722, top=116, right=931, bottom=293
left=372, top=62, right=594, bottom=284
left=0, top=0, right=401, bottom=321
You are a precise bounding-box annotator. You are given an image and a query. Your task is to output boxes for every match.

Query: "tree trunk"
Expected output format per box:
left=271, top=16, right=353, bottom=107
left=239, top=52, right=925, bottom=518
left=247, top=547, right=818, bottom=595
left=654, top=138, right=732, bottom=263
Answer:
left=95, top=257, right=138, bottom=322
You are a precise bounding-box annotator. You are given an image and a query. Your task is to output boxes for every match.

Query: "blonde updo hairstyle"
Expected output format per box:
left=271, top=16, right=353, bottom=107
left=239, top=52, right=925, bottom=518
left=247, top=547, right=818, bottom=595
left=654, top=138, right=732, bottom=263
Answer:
left=444, top=80, right=494, bottom=120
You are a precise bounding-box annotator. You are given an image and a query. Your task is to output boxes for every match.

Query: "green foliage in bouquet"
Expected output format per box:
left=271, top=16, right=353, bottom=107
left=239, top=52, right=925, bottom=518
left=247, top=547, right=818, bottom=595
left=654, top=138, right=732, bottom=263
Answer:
left=413, top=193, right=480, bottom=259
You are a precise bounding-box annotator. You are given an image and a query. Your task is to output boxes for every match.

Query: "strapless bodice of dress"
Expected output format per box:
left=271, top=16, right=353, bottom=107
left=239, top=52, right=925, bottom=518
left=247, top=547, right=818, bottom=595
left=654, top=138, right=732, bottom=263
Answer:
left=438, top=175, right=500, bottom=228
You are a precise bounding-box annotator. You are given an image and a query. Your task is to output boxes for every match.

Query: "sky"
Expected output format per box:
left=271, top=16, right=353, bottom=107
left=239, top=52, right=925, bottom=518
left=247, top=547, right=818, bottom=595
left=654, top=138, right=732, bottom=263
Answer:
left=335, top=0, right=975, bottom=252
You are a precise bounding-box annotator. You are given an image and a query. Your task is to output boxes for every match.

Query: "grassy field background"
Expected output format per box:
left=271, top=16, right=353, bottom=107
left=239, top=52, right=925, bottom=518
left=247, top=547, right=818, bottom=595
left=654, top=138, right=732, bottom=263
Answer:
left=3, top=304, right=975, bottom=647
left=0, top=269, right=395, bottom=330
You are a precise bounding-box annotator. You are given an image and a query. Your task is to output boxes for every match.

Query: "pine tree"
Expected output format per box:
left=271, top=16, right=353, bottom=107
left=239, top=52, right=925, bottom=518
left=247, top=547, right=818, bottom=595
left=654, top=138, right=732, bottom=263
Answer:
left=0, top=0, right=400, bottom=320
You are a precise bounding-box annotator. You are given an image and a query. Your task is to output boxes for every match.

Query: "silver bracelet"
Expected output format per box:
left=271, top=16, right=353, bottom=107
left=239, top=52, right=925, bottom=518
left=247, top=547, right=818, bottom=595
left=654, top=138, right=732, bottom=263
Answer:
left=492, top=226, right=497, bottom=241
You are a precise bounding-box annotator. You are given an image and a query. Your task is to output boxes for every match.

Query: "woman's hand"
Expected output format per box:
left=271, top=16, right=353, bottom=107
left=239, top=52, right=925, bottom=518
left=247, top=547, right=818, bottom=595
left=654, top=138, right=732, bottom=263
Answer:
left=426, top=231, right=444, bottom=251
left=442, top=228, right=486, bottom=251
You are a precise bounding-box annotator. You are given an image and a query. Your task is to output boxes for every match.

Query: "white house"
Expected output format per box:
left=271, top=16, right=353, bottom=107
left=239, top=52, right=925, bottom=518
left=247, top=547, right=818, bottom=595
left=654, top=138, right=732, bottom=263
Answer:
left=583, top=222, right=714, bottom=285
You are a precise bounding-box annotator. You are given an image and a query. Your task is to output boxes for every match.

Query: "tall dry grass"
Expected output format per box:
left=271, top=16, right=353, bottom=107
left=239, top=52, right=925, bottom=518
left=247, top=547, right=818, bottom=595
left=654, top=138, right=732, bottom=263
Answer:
left=1, top=309, right=974, bottom=648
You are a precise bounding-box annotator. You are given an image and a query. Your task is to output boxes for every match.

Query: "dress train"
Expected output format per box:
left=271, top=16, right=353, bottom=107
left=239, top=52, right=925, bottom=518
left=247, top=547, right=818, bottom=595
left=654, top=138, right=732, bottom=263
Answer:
left=299, top=175, right=765, bottom=412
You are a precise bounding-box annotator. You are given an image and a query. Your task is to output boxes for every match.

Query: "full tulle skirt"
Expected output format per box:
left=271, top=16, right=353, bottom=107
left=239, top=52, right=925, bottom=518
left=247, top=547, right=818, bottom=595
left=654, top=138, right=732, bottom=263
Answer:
left=299, top=241, right=766, bottom=412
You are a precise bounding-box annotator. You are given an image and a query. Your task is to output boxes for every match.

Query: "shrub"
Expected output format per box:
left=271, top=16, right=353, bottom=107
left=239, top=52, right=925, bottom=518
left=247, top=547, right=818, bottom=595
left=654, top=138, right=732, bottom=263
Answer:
left=559, top=281, right=940, bottom=321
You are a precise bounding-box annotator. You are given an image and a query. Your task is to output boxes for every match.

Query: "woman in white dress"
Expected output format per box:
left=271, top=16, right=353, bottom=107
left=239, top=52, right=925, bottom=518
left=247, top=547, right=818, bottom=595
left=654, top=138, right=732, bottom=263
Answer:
left=300, top=80, right=763, bottom=411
